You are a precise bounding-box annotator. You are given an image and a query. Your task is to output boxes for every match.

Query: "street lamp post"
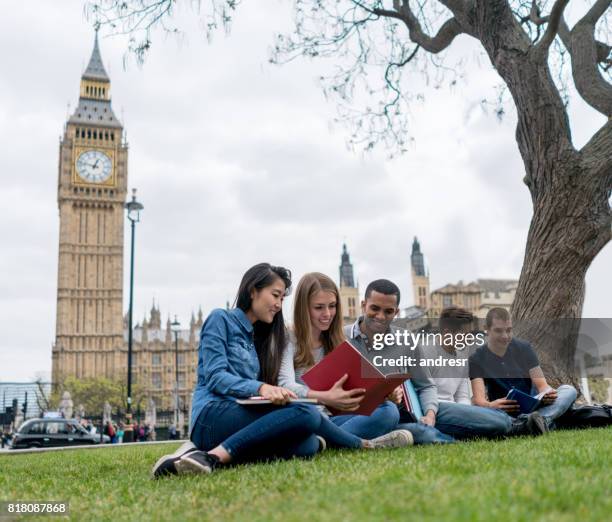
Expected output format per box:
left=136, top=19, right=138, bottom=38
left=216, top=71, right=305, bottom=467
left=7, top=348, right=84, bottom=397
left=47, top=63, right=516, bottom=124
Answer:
left=170, top=316, right=181, bottom=437
left=123, top=188, right=143, bottom=443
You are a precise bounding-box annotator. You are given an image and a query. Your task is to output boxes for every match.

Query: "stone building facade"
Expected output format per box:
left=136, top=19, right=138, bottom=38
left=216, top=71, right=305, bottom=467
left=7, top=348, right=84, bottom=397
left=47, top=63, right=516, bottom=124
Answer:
left=410, top=237, right=517, bottom=321
left=127, top=304, right=201, bottom=411
left=51, top=35, right=201, bottom=413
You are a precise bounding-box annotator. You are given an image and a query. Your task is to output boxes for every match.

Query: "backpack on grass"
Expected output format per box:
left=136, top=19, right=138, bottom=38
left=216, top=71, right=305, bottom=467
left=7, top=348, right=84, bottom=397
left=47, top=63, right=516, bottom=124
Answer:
left=555, top=404, right=612, bottom=429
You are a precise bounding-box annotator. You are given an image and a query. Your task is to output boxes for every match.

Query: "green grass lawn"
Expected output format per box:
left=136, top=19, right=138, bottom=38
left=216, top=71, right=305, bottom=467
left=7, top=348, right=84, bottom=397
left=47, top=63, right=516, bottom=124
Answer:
left=1, top=427, right=610, bottom=522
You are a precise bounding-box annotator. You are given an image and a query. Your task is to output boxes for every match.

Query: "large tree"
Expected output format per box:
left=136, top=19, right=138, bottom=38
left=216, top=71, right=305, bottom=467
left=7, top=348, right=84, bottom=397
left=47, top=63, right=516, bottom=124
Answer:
left=90, top=0, right=611, bottom=385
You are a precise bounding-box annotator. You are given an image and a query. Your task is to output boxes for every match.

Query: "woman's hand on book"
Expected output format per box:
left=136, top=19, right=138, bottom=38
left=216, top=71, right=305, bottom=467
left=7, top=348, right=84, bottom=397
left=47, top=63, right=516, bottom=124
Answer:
left=320, top=374, right=365, bottom=412
left=258, top=384, right=297, bottom=405
left=387, top=386, right=403, bottom=405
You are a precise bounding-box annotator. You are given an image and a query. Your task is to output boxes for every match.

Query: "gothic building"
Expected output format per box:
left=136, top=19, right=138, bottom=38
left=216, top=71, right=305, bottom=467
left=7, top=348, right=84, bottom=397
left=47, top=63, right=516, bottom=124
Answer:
left=338, top=243, right=359, bottom=323
left=410, top=237, right=430, bottom=310
left=51, top=34, right=198, bottom=411
left=52, top=32, right=128, bottom=383
left=410, top=237, right=517, bottom=320
left=127, top=303, right=201, bottom=411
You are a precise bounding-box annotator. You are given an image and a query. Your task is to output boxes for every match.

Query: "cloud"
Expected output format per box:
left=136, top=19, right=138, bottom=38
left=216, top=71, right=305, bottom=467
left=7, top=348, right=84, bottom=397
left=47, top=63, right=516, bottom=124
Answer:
left=0, top=0, right=609, bottom=381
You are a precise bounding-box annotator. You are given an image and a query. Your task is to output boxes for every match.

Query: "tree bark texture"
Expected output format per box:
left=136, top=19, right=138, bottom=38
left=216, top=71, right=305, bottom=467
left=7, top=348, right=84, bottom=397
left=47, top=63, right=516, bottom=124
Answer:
left=388, top=0, right=611, bottom=385
left=470, top=1, right=611, bottom=386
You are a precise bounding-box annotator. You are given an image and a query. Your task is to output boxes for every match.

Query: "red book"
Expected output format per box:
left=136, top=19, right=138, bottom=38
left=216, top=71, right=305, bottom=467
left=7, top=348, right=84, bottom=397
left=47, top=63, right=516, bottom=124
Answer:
left=301, top=340, right=408, bottom=416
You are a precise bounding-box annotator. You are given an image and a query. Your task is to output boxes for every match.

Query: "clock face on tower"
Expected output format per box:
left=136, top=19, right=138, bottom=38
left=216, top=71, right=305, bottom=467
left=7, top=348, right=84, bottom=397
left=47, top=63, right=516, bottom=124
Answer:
left=75, top=150, right=113, bottom=183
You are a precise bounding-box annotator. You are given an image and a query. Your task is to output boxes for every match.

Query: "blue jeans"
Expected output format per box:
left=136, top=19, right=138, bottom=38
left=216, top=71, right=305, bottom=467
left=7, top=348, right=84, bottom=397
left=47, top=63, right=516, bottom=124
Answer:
left=330, top=400, right=400, bottom=439
left=537, top=385, right=577, bottom=428
left=436, top=402, right=513, bottom=439
left=190, top=400, right=321, bottom=462
left=397, top=422, right=456, bottom=444
left=316, top=414, right=362, bottom=449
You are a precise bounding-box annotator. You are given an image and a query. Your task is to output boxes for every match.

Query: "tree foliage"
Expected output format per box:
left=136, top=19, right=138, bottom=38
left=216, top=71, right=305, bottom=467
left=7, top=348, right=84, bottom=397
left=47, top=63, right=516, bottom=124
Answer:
left=51, top=376, right=145, bottom=417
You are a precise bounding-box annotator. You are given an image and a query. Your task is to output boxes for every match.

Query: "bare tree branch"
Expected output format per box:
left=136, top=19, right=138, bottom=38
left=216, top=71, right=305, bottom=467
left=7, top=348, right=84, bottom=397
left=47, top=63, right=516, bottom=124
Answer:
left=529, top=0, right=549, bottom=25
left=558, top=15, right=612, bottom=66
left=581, top=119, right=612, bottom=186
left=438, top=0, right=471, bottom=15
left=583, top=0, right=612, bottom=25
left=534, top=0, right=570, bottom=56
left=566, top=1, right=612, bottom=116
left=373, top=2, right=464, bottom=53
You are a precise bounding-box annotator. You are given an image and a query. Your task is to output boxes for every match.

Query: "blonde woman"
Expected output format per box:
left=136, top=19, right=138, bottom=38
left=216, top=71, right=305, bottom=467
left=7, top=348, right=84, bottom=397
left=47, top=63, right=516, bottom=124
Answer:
left=279, top=272, right=412, bottom=449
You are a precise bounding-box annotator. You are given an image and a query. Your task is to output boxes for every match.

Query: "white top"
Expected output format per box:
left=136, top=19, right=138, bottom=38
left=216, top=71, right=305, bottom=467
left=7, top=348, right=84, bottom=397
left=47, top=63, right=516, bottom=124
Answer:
left=426, top=344, right=471, bottom=405
left=278, top=338, right=324, bottom=398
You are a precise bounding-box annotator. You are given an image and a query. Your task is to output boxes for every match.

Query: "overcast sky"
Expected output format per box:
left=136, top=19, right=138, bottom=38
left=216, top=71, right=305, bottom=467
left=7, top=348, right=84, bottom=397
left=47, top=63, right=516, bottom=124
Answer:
left=1, top=1, right=609, bottom=381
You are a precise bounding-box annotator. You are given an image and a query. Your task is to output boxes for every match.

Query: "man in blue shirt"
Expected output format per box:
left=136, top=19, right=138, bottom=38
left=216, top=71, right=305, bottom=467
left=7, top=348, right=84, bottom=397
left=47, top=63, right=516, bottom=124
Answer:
left=470, top=307, right=577, bottom=430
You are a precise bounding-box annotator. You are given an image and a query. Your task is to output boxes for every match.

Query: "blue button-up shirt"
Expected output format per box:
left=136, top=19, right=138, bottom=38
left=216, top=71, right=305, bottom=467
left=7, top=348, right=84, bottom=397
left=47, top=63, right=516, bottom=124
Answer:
left=190, top=308, right=264, bottom=430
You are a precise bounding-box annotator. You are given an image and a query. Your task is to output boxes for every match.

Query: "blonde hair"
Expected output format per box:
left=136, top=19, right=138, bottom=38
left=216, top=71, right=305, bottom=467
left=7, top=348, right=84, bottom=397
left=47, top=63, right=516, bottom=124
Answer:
left=293, top=272, right=345, bottom=369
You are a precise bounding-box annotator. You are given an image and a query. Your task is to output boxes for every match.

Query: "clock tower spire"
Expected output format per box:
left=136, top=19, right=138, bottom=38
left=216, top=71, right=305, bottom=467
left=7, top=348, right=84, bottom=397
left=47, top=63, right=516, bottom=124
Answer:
left=52, top=32, right=128, bottom=384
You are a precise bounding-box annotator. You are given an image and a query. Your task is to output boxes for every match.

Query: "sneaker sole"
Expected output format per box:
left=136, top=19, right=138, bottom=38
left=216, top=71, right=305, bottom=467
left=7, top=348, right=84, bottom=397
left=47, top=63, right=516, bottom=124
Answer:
left=175, top=455, right=214, bottom=475
left=316, top=435, right=327, bottom=452
left=151, top=441, right=197, bottom=479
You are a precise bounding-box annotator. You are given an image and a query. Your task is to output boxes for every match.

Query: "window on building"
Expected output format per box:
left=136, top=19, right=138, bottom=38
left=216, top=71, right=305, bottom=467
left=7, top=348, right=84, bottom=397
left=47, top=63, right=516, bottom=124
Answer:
left=178, top=372, right=186, bottom=389
left=443, top=295, right=452, bottom=307
left=177, top=353, right=185, bottom=365
left=152, top=354, right=161, bottom=365
left=152, top=372, right=162, bottom=389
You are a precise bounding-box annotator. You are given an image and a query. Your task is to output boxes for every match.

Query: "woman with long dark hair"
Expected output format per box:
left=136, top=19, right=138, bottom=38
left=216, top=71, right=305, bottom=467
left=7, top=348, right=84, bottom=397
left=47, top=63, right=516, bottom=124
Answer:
left=152, top=263, right=323, bottom=477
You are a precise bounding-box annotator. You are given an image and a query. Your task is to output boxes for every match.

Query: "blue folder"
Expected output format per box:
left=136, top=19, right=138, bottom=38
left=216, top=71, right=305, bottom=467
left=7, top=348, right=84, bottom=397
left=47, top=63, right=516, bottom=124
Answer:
left=402, top=379, right=424, bottom=419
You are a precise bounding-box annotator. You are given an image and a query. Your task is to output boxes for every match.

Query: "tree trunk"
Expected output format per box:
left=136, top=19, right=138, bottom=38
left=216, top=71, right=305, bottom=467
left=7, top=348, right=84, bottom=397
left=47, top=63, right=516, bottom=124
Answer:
left=512, top=156, right=610, bottom=388
left=473, top=1, right=612, bottom=388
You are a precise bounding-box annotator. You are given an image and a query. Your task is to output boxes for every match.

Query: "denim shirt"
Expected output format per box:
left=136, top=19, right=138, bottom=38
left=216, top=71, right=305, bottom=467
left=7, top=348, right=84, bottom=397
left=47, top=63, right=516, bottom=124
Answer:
left=190, top=308, right=264, bottom=431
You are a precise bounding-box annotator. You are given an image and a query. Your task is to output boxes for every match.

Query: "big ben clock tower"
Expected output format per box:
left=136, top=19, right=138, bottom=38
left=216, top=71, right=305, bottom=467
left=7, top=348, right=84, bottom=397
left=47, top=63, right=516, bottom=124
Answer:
left=52, top=32, right=128, bottom=383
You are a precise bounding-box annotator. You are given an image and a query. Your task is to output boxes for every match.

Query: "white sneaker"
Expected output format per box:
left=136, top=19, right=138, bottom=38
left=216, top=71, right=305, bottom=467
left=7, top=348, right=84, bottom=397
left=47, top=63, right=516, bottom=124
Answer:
left=366, top=429, right=414, bottom=449
left=316, top=435, right=327, bottom=452
left=151, top=441, right=197, bottom=478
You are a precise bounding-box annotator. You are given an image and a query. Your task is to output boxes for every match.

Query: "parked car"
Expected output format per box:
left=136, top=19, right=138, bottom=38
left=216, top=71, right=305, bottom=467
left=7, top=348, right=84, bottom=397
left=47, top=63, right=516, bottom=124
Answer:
left=10, top=419, right=110, bottom=449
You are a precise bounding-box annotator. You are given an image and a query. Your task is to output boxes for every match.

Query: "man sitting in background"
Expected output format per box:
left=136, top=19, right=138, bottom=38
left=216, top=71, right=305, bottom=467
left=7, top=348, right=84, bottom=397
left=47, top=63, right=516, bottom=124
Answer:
left=469, top=307, right=577, bottom=431
left=431, top=306, right=548, bottom=438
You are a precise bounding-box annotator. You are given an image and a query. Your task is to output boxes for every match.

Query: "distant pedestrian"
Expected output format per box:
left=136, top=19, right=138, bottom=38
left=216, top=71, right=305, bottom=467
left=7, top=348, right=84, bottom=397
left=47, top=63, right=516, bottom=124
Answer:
left=168, top=423, right=177, bottom=440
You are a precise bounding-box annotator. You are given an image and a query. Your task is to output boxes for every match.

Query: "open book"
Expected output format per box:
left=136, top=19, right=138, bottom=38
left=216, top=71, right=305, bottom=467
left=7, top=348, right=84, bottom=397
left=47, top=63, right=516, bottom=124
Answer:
left=236, top=397, right=319, bottom=405
left=506, top=387, right=553, bottom=414
left=302, top=340, right=408, bottom=416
